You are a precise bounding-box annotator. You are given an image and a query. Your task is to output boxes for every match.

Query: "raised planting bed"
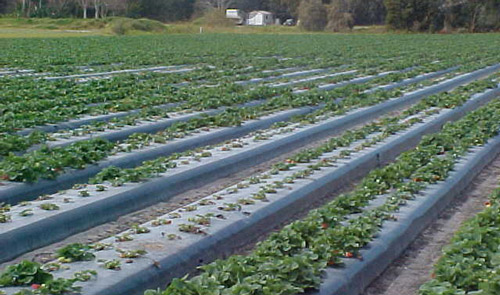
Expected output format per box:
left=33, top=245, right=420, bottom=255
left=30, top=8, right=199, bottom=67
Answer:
left=266, top=70, right=358, bottom=88
left=235, top=68, right=331, bottom=85
left=0, top=103, right=450, bottom=294
left=44, top=65, right=197, bottom=81
left=417, top=184, right=500, bottom=295
left=137, top=96, right=500, bottom=295
left=0, top=69, right=48, bottom=78
left=0, top=64, right=497, bottom=205
left=15, top=102, right=181, bottom=136
left=32, top=101, right=265, bottom=150
left=0, top=69, right=35, bottom=76
left=34, top=66, right=453, bottom=151
left=294, top=66, right=420, bottom=94
left=364, top=66, right=459, bottom=93
left=12, top=66, right=355, bottom=137
left=0, top=67, right=423, bottom=187
left=311, top=118, right=500, bottom=295
left=0, top=82, right=498, bottom=264
left=3, top=85, right=500, bottom=295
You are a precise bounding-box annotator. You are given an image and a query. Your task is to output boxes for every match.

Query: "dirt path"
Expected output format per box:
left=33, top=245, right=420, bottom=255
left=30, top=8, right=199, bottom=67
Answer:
left=364, top=152, right=500, bottom=295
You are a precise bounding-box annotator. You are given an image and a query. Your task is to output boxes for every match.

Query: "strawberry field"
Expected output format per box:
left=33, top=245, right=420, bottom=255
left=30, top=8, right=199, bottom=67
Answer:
left=1, top=33, right=500, bottom=295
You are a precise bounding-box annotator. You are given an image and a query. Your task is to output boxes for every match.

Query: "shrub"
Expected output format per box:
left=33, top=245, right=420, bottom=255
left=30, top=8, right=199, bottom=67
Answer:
left=298, top=0, right=327, bottom=31
left=326, top=11, right=354, bottom=32
left=193, top=9, right=234, bottom=27
left=110, top=18, right=128, bottom=35
left=108, top=17, right=165, bottom=35
left=130, top=18, right=165, bottom=32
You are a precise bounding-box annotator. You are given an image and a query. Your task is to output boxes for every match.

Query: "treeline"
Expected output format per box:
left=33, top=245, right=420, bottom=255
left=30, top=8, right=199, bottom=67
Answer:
left=0, top=0, right=383, bottom=24
left=385, top=0, right=500, bottom=32
left=296, top=0, right=500, bottom=32
left=0, top=0, right=498, bottom=32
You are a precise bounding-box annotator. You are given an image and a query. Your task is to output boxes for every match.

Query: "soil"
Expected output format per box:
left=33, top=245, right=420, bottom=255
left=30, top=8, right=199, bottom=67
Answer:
left=363, top=152, right=500, bottom=295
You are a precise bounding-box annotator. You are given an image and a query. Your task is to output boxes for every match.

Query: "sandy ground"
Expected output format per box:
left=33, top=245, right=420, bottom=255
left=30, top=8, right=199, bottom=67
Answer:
left=363, top=152, right=500, bottom=295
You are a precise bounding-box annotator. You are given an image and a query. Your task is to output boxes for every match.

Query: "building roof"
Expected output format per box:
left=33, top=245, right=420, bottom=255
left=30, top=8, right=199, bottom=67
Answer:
left=249, top=10, right=273, bottom=17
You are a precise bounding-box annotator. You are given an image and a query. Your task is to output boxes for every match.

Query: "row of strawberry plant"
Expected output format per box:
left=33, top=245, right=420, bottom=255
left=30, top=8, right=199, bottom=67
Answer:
left=0, top=80, right=445, bottom=225
left=0, top=64, right=466, bottom=208
left=0, top=57, right=336, bottom=109
left=43, top=64, right=197, bottom=81
left=0, top=73, right=289, bottom=133
left=0, top=63, right=492, bottom=208
left=2, top=34, right=499, bottom=73
left=0, top=60, right=329, bottom=106
left=0, top=73, right=496, bottom=265
left=59, top=65, right=498, bottom=164
left=0, top=63, right=495, bottom=209
left=0, top=56, right=354, bottom=108
left=140, top=86, right=500, bottom=295
left=0, top=66, right=370, bottom=156
left=4, top=64, right=361, bottom=136
left=418, top=186, right=500, bottom=295
left=0, top=83, right=458, bottom=291
left=0, top=104, right=426, bottom=264
left=3, top=41, right=492, bottom=139
left=0, top=65, right=454, bottom=182
left=8, top=63, right=452, bottom=155
left=2, top=42, right=486, bottom=134
left=66, top=75, right=500, bottom=189
left=0, top=73, right=498, bottom=295
left=7, top=66, right=338, bottom=136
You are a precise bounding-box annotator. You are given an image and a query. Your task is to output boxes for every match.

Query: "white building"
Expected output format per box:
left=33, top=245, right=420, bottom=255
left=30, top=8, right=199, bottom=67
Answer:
left=247, top=11, right=274, bottom=26
left=226, top=9, right=246, bottom=25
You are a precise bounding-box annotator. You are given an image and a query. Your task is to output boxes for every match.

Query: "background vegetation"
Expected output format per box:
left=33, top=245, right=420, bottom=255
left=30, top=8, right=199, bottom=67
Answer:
left=0, top=0, right=498, bottom=33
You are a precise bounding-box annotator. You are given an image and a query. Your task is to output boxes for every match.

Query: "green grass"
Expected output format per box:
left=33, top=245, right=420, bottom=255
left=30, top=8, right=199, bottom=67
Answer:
left=0, top=17, right=168, bottom=38
left=0, top=17, right=108, bottom=29
left=0, top=28, right=104, bottom=38
left=0, top=16, right=389, bottom=38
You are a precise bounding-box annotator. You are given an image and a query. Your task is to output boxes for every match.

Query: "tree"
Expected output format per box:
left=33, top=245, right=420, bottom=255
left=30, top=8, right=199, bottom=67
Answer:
left=478, top=0, right=500, bottom=31
left=232, top=0, right=268, bottom=11
left=384, top=0, right=403, bottom=29
left=270, top=0, right=301, bottom=17
left=466, top=0, right=486, bottom=32
left=0, top=0, right=14, bottom=14
left=104, top=0, right=126, bottom=16
left=136, top=0, right=195, bottom=22
left=438, top=0, right=498, bottom=32
left=326, top=0, right=354, bottom=31
left=45, top=0, right=76, bottom=17
left=195, top=0, right=234, bottom=11
left=350, top=0, right=386, bottom=25
left=77, top=0, right=89, bottom=18
left=298, top=0, right=327, bottom=31
left=93, top=0, right=99, bottom=18
left=92, top=0, right=111, bottom=18
left=384, top=0, right=440, bottom=31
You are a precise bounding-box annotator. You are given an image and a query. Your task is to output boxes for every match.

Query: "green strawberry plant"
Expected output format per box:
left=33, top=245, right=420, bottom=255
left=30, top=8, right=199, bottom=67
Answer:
left=56, top=243, right=95, bottom=263
left=144, top=94, right=500, bottom=295
left=0, top=261, right=53, bottom=287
